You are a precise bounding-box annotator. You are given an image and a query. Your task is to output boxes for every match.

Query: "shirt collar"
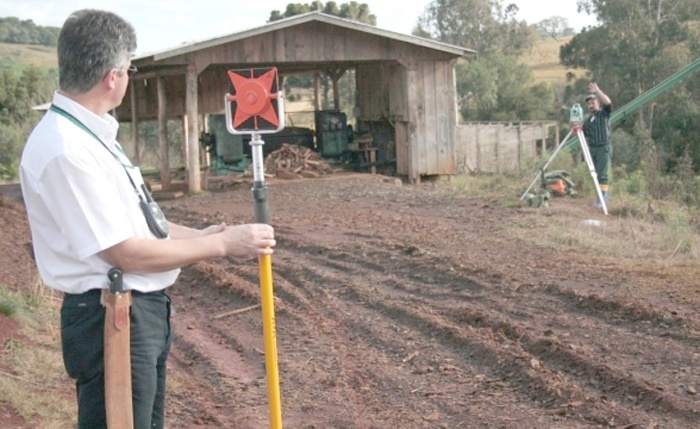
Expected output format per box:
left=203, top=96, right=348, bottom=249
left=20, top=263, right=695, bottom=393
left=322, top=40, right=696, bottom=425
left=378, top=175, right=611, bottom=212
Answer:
left=51, top=91, right=120, bottom=146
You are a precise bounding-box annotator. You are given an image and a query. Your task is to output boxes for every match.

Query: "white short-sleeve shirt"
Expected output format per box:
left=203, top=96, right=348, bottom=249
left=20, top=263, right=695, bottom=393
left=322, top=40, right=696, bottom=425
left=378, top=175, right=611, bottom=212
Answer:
left=20, top=92, right=180, bottom=294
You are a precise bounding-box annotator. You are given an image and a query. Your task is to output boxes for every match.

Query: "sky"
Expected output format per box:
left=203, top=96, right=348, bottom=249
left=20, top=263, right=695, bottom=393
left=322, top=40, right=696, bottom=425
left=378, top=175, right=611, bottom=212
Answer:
left=0, top=0, right=598, bottom=55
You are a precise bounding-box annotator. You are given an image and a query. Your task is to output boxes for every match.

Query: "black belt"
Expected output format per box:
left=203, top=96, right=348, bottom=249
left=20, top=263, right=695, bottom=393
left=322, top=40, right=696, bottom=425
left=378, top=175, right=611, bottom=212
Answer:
left=65, top=288, right=167, bottom=298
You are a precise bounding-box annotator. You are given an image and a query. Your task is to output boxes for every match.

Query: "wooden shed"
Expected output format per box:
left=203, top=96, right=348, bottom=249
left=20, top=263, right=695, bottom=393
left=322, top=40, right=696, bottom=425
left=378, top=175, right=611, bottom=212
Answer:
left=116, top=12, right=475, bottom=191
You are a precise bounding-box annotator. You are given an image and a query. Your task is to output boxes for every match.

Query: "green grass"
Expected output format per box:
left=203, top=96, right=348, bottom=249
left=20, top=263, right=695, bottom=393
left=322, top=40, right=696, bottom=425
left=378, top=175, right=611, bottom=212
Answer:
left=0, top=299, right=17, bottom=316
left=0, top=283, right=75, bottom=428
left=443, top=172, right=700, bottom=263
left=0, top=42, right=57, bottom=70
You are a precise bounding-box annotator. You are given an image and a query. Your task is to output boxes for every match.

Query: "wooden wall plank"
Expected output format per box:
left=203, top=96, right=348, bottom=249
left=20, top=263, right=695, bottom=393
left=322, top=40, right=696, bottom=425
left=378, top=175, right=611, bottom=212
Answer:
left=422, top=61, right=438, bottom=175
left=408, top=67, right=424, bottom=182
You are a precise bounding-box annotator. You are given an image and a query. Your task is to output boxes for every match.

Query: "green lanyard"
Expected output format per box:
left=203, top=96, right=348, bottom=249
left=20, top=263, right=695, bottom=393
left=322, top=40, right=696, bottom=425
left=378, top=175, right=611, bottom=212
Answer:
left=49, top=104, right=146, bottom=202
left=49, top=103, right=170, bottom=239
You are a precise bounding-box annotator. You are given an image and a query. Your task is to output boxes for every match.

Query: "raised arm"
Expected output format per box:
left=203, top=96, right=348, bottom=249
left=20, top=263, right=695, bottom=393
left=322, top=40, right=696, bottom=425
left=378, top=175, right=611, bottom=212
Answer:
left=588, top=82, right=611, bottom=106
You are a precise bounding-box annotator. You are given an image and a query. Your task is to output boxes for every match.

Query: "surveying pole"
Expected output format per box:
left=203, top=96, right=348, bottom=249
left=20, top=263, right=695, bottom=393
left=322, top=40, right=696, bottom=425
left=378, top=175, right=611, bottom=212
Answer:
left=225, top=67, right=285, bottom=429
left=520, top=104, right=608, bottom=215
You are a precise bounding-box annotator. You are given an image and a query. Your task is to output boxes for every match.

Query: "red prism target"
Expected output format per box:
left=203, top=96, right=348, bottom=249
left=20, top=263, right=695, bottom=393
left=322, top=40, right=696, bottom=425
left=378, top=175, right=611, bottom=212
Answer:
left=224, top=67, right=285, bottom=134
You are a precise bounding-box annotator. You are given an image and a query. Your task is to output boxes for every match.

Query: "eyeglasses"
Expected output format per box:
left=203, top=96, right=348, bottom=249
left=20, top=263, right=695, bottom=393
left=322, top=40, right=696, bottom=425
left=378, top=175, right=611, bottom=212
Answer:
left=115, top=64, right=138, bottom=78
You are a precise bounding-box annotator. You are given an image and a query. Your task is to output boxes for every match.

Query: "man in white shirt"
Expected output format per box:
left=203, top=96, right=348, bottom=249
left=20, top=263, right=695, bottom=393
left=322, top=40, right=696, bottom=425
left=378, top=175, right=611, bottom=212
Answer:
left=20, top=9, right=276, bottom=429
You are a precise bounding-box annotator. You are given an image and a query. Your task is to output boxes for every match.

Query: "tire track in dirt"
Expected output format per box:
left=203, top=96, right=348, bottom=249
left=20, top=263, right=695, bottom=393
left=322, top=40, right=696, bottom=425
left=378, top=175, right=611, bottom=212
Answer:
left=269, top=228, right=700, bottom=428
left=160, top=175, right=700, bottom=428
left=166, top=266, right=271, bottom=428
left=266, top=233, right=588, bottom=427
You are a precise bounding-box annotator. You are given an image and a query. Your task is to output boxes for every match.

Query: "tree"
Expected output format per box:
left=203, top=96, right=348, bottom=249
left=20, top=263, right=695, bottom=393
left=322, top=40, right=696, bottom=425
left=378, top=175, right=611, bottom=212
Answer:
left=0, top=65, right=57, bottom=180
left=0, top=17, right=60, bottom=46
left=561, top=0, right=700, bottom=173
left=416, top=0, right=552, bottom=121
left=536, top=16, right=570, bottom=40
left=456, top=53, right=555, bottom=121
left=268, top=1, right=376, bottom=25
left=413, top=0, right=535, bottom=58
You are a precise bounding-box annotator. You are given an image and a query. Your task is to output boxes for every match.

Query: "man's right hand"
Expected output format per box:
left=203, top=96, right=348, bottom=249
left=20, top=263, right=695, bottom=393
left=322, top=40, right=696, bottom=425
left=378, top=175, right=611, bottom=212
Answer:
left=220, top=224, right=276, bottom=257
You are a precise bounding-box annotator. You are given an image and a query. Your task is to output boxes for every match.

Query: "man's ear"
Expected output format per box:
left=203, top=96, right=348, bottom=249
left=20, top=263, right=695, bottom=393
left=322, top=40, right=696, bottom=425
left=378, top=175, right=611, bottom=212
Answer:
left=102, top=68, right=118, bottom=90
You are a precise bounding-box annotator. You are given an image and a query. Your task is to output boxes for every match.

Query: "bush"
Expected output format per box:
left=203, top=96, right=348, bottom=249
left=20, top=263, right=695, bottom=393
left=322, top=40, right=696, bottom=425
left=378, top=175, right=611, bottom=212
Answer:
left=617, top=169, right=647, bottom=196
left=0, top=123, right=22, bottom=181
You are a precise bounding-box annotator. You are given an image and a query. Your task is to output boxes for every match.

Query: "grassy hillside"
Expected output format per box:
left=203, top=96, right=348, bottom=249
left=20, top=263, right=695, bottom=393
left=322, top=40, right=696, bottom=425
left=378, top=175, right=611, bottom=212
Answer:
left=0, top=37, right=581, bottom=86
left=521, top=35, right=588, bottom=87
left=0, top=42, right=57, bottom=70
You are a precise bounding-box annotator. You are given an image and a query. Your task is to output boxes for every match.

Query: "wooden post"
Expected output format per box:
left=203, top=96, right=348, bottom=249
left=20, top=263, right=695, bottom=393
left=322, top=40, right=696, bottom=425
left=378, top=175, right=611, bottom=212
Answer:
left=495, top=125, right=501, bottom=174
left=367, top=148, right=377, bottom=175
left=130, top=80, right=140, bottom=166
left=541, top=122, right=547, bottom=155
left=186, top=64, right=201, bottom=193
left=517, top=123, right=522, bottom=171
left=201, top=113, right=210, bottom=168
left=476, top=123, right=481, bottom=173
left=330, top=67, right=344, bottom=111
left=157, top=76, right=171, bottom=191
left=332, top=74, right=340, bottom=111
left=314, top=72, right=321, bottom=111
left=182, top=115, right=189, bottom=178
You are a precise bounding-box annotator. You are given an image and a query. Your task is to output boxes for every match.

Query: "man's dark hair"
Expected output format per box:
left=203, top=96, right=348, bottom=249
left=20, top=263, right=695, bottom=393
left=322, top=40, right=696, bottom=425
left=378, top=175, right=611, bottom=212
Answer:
left=58, top=9, right=137, bottom=93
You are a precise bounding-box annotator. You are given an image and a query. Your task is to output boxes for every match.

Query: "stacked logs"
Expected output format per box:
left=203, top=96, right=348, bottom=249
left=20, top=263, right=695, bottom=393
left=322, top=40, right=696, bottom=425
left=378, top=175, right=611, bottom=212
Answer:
left=259, top=144, right=334, bottom=179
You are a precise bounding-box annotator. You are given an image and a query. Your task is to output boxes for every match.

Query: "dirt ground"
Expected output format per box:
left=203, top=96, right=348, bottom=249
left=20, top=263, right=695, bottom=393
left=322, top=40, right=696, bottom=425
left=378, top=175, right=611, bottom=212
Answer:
left=1, top=172, right=700, bottom=429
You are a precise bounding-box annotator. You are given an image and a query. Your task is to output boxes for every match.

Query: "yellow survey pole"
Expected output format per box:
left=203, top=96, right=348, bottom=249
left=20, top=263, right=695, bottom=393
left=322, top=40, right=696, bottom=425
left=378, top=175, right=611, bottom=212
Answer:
left=250, top=133, right=283, bottom=428
left=258, top=253, right=282, bottom=428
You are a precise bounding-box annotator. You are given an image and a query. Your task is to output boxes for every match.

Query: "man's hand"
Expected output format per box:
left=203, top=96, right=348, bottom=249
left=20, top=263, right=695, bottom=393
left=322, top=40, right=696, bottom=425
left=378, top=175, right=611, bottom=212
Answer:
left=587, top=82, right=611, bottom=105
left=221, top=224, right=276, bottom=256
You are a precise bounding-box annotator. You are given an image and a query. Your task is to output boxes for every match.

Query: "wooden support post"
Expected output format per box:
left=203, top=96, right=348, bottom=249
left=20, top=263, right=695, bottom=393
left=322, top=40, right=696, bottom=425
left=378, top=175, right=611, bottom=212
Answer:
left=130, top=80, right=140, bottom=166
left=368, top=148, right=377, bottom=174
left=182, top=115, right=189, bottom=177
left=157, top=76, right=171, bottom=191
left=329, top=66, right=347, bottom=112
left=201, top=113, right=210, bottom=168
left=517, top=123, right=522, bottom=171
left=186, top=64, right=201, bottom=193
left=314, top=73, right=321, bottom=111
left=541, top=123, right=547, bottom=155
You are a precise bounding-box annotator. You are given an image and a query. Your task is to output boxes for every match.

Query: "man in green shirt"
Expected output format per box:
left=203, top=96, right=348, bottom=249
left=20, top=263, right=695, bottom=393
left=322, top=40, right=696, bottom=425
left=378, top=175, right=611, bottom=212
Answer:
left=582, top=82, right=613, bottom=208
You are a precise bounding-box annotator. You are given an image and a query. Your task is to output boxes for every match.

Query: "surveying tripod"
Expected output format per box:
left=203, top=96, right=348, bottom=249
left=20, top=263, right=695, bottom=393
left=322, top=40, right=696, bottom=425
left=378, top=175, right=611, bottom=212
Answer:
left=520, top=104, right=608, bottom=215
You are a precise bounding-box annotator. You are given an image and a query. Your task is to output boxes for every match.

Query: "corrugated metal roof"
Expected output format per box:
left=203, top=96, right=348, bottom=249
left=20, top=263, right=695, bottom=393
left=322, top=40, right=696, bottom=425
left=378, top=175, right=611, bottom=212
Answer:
left=136, top=11, right=475, bottom=61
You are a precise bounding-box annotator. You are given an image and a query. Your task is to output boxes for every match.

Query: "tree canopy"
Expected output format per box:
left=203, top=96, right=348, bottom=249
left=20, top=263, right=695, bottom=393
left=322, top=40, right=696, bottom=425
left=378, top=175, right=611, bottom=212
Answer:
left=0, top=17, right=60, bottom=46
left=0, top=65, right=57, bottom=179
left=536, top=16, right=574, bottom=40
left=414, top=0, right=550, bottom=121
left=0, top=16, right=59, bottom=179
left=268, top=1, right=376, bottom=25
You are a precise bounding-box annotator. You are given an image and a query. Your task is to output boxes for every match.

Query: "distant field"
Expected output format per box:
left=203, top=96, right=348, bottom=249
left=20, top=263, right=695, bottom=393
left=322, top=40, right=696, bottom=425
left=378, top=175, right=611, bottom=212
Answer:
left=0, top=43, right=57, bottom=70
left=520, top=35, right=588, bottom=87
left=0, top=36, right=585, bottom=88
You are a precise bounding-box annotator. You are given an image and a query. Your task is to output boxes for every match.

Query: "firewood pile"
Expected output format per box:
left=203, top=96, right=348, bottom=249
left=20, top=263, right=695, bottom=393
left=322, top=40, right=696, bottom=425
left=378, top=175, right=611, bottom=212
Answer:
left=254, top=144, right=334, bottom=179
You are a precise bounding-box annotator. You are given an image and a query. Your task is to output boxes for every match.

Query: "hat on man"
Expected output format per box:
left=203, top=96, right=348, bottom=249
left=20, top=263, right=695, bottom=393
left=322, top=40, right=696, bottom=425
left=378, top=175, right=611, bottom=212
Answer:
left=585, top=94, right=598, bottom=101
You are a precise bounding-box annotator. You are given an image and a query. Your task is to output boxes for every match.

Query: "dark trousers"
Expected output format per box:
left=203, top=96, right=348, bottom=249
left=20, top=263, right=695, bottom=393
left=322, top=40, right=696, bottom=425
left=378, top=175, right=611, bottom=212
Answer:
left=590, top=143, right=612, bottom=186
left=61, top=289, right=172, bottom=429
